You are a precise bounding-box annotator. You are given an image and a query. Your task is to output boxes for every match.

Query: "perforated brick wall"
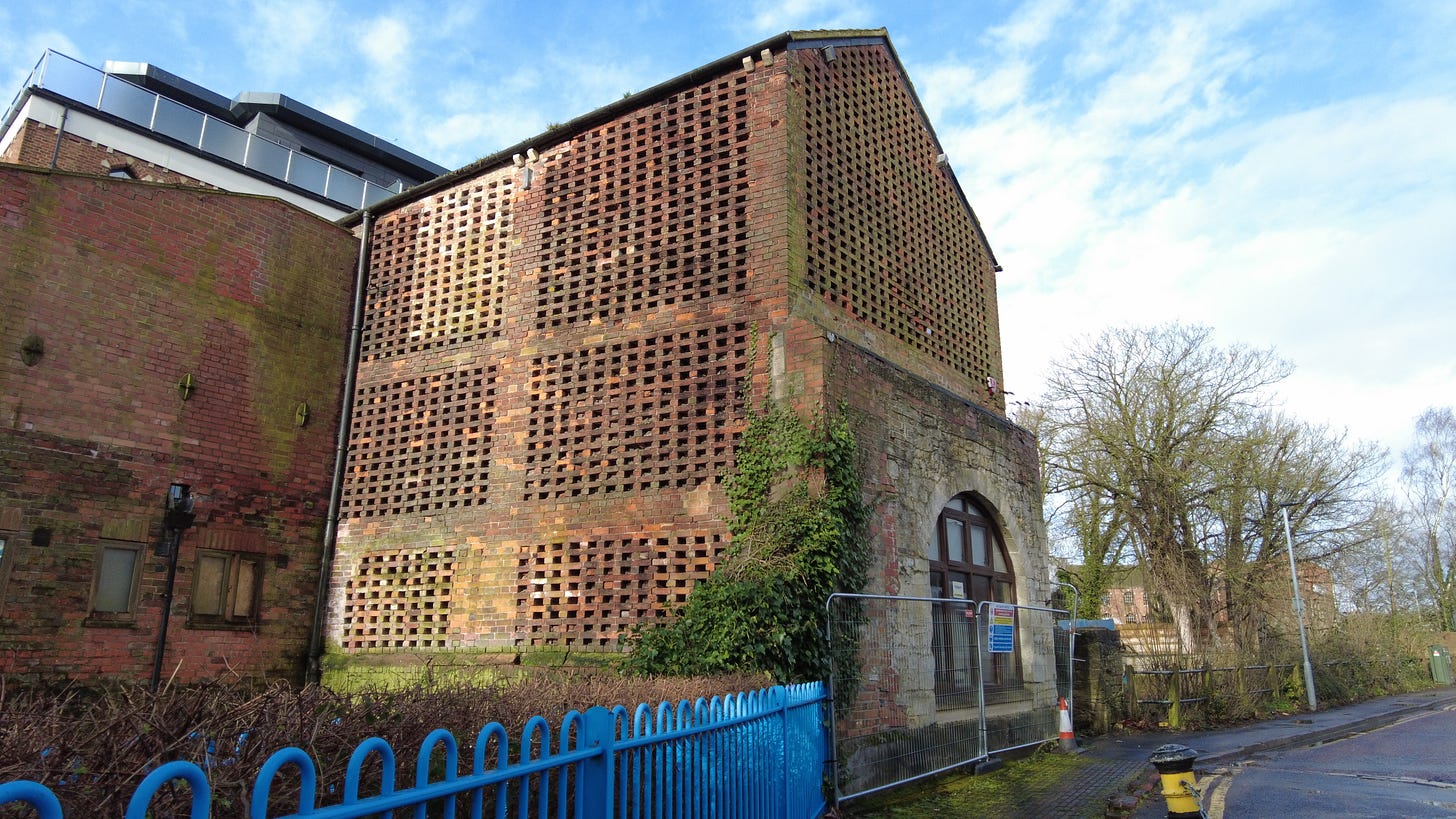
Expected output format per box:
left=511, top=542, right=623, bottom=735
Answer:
left=334, top=59, right=784, bottom=652
left=531, top=73, right=753, bottom=330
left=524, top=324, right=749, bottom=499
left=345, top=366, right=498, bottom=517
left=791, top=44, right=1003, bottom=401
left=519, top=69, right=758, bottom=501
left=360, top=180, right=514, bottom=363
left=343, top=178, right=514, bottom=519
left=517, top=532, right=724, bottom=647
left=341, top=547, right=455, bottom=650
left=335, top=39, right=1013, bottom=656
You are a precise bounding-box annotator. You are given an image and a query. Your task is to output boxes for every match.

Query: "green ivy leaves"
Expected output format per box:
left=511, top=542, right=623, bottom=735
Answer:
left=625, top=402, right=869, bottom=684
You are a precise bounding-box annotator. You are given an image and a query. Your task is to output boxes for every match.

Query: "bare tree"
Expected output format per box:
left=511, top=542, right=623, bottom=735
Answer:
left=1041, top=324, right=1290, bottom=653
left=1019, top=401, right=1131, bottom=620
left=1205, top=413, right=1385, bottom=652
left=1401, top=407, right=1456, bottom=628
left=1039, top=324, right=1383, bottom=657
left=1334, top=501, right=1419, bottom=620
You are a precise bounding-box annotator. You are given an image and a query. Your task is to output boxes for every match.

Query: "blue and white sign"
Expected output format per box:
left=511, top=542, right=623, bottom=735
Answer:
left=988, top=603, right=1016, bottom=653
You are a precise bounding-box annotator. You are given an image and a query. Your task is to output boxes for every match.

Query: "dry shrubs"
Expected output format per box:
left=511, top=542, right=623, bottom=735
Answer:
left=0, top=670, right=766, bottom=817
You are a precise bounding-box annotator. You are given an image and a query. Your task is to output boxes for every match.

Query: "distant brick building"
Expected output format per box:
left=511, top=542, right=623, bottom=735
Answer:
left=326, top=28, right=1052, bottom=723
left=0, top=166, right=358, bottom=682
left=1089, top=563, right=1338, bottom=659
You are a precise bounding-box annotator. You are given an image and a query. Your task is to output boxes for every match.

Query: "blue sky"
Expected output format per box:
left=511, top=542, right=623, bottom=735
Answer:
left=4, top=0, right=1453, bottom=466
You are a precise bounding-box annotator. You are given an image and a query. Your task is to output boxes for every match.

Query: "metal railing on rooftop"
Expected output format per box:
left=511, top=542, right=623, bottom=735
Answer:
left=4, top=50, right=400, bottom=211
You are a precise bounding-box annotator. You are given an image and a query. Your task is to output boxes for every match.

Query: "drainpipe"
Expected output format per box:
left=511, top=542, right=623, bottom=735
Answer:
left=307, top=210, right=373, bottom=684
left=49, top=106, right=69, bottom=169
left=150, top=483, right=195, bottom=692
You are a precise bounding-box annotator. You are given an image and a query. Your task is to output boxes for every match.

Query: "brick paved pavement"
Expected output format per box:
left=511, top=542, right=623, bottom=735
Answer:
left=1009, top=755, right=1152, bottom=818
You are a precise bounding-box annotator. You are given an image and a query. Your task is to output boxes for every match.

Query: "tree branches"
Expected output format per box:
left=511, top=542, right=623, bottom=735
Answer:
left=1036, top=323, right=1385, bottom=655
left=1401, top=407, right=1456, bottom=628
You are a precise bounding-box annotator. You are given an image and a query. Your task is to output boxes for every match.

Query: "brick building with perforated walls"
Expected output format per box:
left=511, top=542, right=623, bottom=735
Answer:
left=0, top=165, right=358, bottom=683
left=326, top=27, right=1054, bottom=731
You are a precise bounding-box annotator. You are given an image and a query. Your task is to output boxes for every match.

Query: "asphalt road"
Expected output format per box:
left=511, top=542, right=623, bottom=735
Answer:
left=1199, top=705, right=1456, bottom=818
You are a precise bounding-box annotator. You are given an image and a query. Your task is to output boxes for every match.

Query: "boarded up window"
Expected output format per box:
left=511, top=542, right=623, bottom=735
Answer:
left=192, top=550, right=262, bottom=625
left=194, top=552, right=229, bottom=616
left=231, top=558, right=260, bottom=620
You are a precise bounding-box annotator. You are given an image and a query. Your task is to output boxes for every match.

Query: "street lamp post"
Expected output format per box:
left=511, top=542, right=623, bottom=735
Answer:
left=1280, top=503, right=1317, bottom=711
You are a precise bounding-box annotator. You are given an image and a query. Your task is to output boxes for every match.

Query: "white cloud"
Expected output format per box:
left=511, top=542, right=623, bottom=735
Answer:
left=314, top=92, right=365, bottom=127
left=994, top=83, right=1456, bottom=450
left=240, top=0, right=337, bottom=83
left=357, top=16, right=411, bottom=70
left=745, top=0, right=873, bottom=36
left=917, top=60, right=1031, bottom=120
left=0, top=14, right=80, bottom=93
left=985, top=0, right=1072, bottom=52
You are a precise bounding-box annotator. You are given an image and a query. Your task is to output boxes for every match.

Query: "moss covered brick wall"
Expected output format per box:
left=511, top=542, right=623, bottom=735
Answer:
left=0, top=167, right=357, bottom=684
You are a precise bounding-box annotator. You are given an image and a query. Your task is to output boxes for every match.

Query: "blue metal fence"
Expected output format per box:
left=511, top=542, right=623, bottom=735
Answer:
left=0, top=682, right=828, bottom=819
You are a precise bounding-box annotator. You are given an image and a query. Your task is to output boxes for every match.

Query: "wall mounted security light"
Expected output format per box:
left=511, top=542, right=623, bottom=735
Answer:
left=178, top=373, right=195, bottom=400
left=163, top=482, right=196, bottom=533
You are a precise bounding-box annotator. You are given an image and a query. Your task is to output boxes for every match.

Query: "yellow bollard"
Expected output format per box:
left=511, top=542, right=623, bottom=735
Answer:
left=1149, top=744, right=1201, bottom=818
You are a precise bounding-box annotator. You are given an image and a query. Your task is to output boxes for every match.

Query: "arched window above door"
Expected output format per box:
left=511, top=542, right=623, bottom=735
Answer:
left=929, top=495, right=1014, bottom=606
left=929, top=494, right=1020, bottom=707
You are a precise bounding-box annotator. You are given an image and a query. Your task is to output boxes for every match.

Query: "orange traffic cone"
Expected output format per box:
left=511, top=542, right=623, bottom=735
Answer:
left=1058, top=697, right=1076, bottom=751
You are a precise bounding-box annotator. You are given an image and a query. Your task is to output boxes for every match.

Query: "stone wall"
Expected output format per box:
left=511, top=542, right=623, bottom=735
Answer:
left=825, top=336, right=1053, bottom=733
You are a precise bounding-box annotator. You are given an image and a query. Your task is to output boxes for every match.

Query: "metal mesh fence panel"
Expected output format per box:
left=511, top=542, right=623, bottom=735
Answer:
left=827, top=593, right=1071, bottom=802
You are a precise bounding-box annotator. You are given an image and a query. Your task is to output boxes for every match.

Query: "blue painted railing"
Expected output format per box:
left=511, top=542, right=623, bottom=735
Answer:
left=0, top=682, right=828, bottom=819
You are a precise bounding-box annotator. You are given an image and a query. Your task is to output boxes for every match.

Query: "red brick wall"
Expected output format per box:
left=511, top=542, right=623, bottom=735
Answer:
left=332, top=52, right=795, bottom=653
left=4, top=120, right=213, bottom=187
left=0, top=167, right=357, bottom=683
